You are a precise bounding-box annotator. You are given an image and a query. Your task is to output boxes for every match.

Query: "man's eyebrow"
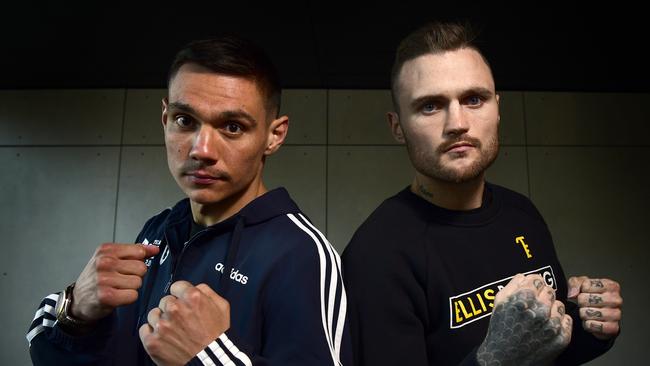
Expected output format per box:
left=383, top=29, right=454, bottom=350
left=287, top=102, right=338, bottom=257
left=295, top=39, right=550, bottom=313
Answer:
left=410, top=87, right=495, bottom=109
left=167, top=102, right=197, bottom=114
left=462, top=87, right=494, bottom=98
left=217, top=110, right=257, bottom=127
left=410, top=94, right=447, bottom=110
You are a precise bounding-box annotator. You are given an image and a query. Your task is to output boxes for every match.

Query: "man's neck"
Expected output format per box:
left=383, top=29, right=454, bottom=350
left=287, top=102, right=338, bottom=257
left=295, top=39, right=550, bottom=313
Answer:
left=190, top=183, right=268, bottom=227
left=411, top=173, right=486, bottom=211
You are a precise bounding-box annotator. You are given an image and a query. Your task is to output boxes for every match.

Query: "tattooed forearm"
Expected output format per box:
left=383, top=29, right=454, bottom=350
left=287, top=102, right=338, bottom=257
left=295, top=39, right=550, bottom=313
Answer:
left=589, top=295, right=603, bottom=305
left=586, top=309, right=603, bottom=319
left=476, top=290, right=568, bottom=366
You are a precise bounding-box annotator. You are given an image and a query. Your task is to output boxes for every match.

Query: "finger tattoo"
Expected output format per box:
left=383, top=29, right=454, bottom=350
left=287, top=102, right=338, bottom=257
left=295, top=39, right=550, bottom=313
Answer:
left=590, top=280, right=604, bottom=288
left=588, top=295, right=603, bottom=305
left=586, top=309, right=602, bottom=319
left=558, top=304, right=565, bottom=316
left=589, top=322, right=604, bottom=332
left=534, top=279, right=543, bottom=289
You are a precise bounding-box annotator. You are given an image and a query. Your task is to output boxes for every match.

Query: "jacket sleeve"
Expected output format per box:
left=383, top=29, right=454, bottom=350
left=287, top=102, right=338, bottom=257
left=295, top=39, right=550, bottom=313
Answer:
left=187, top=214, right=352, bottom=365
left=27, top=293, right=116, bottom=366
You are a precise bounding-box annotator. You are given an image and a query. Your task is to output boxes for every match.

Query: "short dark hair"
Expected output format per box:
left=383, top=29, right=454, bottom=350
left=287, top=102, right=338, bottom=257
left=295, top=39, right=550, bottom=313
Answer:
left=390, top=21, right=490, bottom=112
left=168, top=36, right=282, bottom=117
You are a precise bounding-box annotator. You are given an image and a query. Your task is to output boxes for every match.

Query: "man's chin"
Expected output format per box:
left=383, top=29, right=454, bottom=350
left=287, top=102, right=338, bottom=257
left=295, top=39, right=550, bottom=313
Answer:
left=433, top=164, right=485, bottom=184
left=185, top=190, right=227, bottom=206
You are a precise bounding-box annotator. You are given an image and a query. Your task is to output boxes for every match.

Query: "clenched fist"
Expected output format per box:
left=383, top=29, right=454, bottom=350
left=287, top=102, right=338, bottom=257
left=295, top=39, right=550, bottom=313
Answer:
left=71, top=243, right=159, bottom=322
left=139, top=281, right=230, bottom=366
left=477, top=273, right=573, bottom=366
left=568, top=276, right=622, bottom=340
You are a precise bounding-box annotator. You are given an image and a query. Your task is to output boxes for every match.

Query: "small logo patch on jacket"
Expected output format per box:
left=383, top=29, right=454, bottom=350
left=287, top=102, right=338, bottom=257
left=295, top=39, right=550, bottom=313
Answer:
left=215, top=262, right=249, bottom=285
left=142, top=238, right=162, bottom=267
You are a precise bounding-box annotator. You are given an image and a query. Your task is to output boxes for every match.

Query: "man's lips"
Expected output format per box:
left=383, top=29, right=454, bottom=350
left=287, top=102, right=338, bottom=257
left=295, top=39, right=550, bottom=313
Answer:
left=184, top=171, right=225, bottom=184
left=444, top=142, right=475, bottom=153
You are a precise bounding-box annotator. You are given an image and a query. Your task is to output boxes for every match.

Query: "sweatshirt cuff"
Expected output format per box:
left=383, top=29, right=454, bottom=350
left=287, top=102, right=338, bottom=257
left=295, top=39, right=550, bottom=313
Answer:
left=188, top=331, right=252, bottom=366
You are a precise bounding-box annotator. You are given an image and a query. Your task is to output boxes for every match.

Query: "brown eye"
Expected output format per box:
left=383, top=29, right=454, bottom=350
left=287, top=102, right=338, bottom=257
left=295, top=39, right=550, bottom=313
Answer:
left=225, top=122, right=242, bottom=134
left=174, top=115, right=193, bottom=128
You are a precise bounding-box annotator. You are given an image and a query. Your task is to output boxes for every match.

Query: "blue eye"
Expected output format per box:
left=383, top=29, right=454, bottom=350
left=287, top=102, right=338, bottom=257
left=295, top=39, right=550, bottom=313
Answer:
left=422, top=103, right=437, bottom=113
left=466, top=96, right=482, bottom=106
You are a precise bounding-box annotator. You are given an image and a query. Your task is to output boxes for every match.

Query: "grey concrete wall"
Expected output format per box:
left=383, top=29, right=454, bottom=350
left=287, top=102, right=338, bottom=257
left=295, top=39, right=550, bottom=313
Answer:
left=1, top=89, right=646, bottom=365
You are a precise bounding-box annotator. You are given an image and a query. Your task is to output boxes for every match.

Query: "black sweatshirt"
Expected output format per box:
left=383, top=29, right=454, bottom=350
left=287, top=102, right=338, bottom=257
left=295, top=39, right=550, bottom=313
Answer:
left=342, top=183, right=613, bottom=365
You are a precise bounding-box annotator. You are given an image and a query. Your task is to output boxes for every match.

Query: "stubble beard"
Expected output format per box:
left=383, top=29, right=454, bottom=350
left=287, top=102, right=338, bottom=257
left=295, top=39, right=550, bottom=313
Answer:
left=407, top=135, right=499, bottom=184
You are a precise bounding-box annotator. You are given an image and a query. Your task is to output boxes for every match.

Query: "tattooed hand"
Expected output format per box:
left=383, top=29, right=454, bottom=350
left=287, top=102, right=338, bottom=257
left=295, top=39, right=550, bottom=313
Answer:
left=476, top=274, right=572, bottom=366
left=568, top=276, right=622, bottom=340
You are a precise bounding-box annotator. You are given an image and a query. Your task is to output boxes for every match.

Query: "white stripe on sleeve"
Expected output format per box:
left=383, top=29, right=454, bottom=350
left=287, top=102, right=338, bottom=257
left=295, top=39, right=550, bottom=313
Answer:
left=218, top=333, right=252, bottom=366
left=287, top=213, right=341, bottom=366
left=26, top=293, right=61, bottom=345
left=197, top=350, right=217, bottom=366
left=207, top=340, right=236, bottom=366
left=298, top=213, right=348, bottom=362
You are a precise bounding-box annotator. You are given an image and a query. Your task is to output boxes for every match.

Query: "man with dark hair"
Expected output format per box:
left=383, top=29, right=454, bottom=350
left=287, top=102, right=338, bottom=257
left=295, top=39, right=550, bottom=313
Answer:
left=27, top=36, right=351, bottom=366
left=343, top=21, right=622, bottom=365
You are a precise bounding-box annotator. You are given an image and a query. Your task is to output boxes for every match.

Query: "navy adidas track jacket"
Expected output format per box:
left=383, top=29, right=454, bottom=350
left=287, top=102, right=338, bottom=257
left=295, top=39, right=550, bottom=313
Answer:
left=27, top=188, right=352, bottom=365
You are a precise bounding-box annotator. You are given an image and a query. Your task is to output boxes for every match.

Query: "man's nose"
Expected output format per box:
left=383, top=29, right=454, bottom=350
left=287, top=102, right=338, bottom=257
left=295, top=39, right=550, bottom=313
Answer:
left=189, top=125, right=218, bottom=163
left=443, top=102, right=469, bottom=136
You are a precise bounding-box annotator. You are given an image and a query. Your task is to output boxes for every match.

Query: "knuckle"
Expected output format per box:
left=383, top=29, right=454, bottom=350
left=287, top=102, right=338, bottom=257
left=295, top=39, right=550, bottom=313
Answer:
left=157, top=319, right=171, bottom=335
left=166, top=300, right=179, bottom=315
left=97, top=287, right=114, bottom=305
left=135, top=262, right=148, bottom=276
left=221, top=298, right=231, bottom=312
left=613, top=296, right=623, bottom=308
left=547, top=289, right=556, bottom=300
left=145, top=336, right=160, bottom=353
left=565, top=314, right=573, bottom=325
left=97, top=243, right=114, bottom=255
left=576, top=293, right=588, bottom=304
left=186, top=287, right=202, bottom=303
left=133, top=276, right=143, bottom=289
left=95, top=256, right=114, bottom=271
left=135, top=245, right=146, bottom=259
left=96, top=274, right=111, bottom=287
left=494, top=290, right=505, bottom=302
left=196, top=283, right=210, bottom=293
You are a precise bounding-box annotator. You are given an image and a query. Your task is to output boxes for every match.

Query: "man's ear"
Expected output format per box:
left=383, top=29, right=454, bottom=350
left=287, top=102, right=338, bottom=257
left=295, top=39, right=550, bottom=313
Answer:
left=161, top=97, right=169, bottom=129
left=388, top=111, right=405, bottom=143
left=264, top=115, right=289, bottom=156
left=496, top=93, right=501, bottom=125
